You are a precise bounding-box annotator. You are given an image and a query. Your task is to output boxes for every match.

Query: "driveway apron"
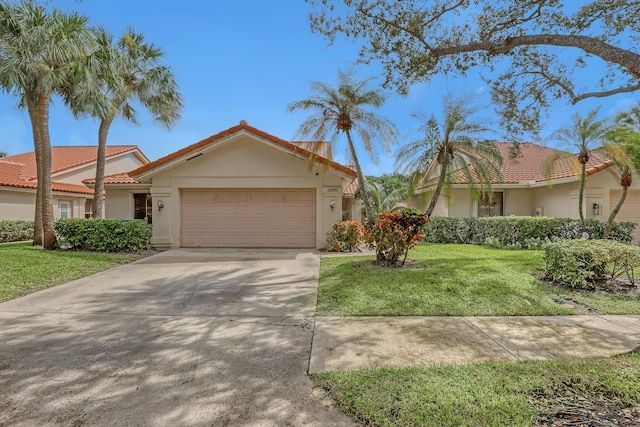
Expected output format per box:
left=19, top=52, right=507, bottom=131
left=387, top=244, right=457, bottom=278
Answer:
left=0, top=249, right=353, bottom=426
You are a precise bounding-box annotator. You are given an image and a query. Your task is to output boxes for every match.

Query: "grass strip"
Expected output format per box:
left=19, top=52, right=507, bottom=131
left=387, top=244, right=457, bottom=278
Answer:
left=314, top=354, right=640, bottom=427
left=0, top=242, right=144, bottom=302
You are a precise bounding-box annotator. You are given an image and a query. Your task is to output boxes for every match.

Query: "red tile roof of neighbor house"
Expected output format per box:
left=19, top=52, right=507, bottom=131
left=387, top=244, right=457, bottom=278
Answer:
left=0, top=146, right=144, bottom=194
left=83, top=173, right=143, bottom=185
left=447, top=142, right=614, bottom=185
left=128, top=121, right=357, bottom=178
left=344, top=176, right=360, bottom=196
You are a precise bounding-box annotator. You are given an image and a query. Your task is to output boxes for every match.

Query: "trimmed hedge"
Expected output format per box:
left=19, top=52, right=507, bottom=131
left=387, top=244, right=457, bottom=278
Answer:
left=0, top=220, right=34, bottom=243
left=544, top=239, right=640, bottom=289
left=423, top=216, right=636, bottom=247
left=54, top=218, right=151, bottom=252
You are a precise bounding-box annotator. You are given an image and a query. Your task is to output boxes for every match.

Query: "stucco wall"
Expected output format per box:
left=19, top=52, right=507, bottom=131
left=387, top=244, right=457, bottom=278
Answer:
left=504, top=189, right=535, bottom=216
left=0, top=188, right=36, bottom=220
left=0, top=188, right=89, bottom=220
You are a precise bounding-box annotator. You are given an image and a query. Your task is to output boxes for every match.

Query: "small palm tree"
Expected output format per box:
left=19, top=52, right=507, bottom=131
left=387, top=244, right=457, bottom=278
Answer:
left=65, top=27, right=182, bottom=218
left=396, top=97, right=502, bottom=217
left=601, top=105, right=640, bottom=238
left=288, top=71, right=398, bottom=223
left=0, top=1, right=93, bottom=248
left=364, top=181, right=406, bottom=215
left=544, top=108, right=610, bottom=226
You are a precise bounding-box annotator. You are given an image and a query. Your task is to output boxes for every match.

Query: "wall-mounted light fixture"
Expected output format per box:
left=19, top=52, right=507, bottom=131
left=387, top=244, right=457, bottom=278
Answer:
left=330, top=200, right=336, bottom=211
left=157, top=200, right=164, bottom=211
left=592, top=203, right=602, bottom=216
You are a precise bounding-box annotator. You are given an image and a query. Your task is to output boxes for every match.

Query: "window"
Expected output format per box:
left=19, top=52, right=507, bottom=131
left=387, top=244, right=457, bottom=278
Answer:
left=85, top=200, right=93, bottom=218
left=59, top=201, right=71, bottom=219
left=478, top=192, right=503, bottom=217
left=134, top=193, right=152, bottom=223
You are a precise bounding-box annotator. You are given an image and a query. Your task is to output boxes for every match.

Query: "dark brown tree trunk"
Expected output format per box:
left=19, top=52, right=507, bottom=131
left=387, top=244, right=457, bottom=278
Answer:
left=345, top=131, right=375, bottom=223
left=92, top=117, right=113, bottom=218
left=37, top=93, right=57, bottom=250
left=26, top=97, right=43, bottom=246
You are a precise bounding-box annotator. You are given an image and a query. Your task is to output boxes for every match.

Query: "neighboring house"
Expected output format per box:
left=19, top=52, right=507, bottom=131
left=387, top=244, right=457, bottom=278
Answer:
left=0, top=146, right=149, bottom=221
left=341, top=177, right=362, bottom=221
left=416, top=142, right=640, bottom=240
left=97, top=121, right=357, bottom=249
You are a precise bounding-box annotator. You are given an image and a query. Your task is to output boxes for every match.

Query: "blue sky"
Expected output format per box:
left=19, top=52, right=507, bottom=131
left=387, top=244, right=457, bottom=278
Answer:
left=1, top=0, right=638, bottom=176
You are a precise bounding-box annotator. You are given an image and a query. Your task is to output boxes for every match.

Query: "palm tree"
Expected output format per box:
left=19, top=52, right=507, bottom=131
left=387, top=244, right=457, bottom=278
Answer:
left=395, top=97, right=502, bottom=217
left=288, top=71, right=398, bottom=223
left=544, top=108, right=610, bottom=227
left=0, top=1, right=93, bottom=248
left=364, top=180, right=406, bottom=215
left=601, top=105, right=640, bottom=238
left=65, top=27, right=183, bottom=218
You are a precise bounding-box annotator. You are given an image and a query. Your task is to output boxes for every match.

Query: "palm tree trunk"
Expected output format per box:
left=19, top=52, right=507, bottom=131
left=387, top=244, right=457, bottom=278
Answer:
left=26, top=97, right=43, bottom=246
left=578, top=164, right=586, bottom=227
left=603, top=185, right=629, bottom=239
left=37, top=93, right=57, bottom=250
left=92, top=117, right=113, bottom=218
left=345, top=131, right=375, bottom=223
left=426, top=163, right=448, bottom=217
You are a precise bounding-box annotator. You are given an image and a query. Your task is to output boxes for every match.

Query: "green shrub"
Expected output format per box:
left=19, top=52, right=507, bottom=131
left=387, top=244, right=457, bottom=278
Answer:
left=54, top=219, right=151, bottom=252
left=0, top=220, right=34, bottom=243
left=326, top=220, right=365, bottom=252
left=543, top=239, right=640, bottom=289
left=423, top=216, right=636, bottom=246
left=365, top=209, right=428, bottom=265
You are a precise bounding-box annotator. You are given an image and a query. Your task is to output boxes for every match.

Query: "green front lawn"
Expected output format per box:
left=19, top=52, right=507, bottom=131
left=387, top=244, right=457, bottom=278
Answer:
left=315, top=354, right=640, bottom=427
left=317, top=243, right=640, bottom=426
left=318, top=243, right=640, bottom=316
left=0, top=242, right=145, bottom=302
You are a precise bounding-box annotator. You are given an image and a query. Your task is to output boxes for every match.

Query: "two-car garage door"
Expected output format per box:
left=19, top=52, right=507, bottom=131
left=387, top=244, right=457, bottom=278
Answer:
left=180, top=188, right=316, bottom=248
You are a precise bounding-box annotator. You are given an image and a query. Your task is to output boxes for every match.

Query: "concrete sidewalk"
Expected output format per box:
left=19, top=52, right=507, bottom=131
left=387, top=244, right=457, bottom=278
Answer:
left=309, top=315, right=640, bottom=373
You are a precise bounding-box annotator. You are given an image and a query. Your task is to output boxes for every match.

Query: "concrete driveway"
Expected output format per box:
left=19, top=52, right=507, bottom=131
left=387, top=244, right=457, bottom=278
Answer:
left=0, top=249, right=353, bottom=426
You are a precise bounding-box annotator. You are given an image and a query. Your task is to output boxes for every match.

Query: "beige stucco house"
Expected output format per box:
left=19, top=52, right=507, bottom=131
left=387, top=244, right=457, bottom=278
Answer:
left=99, top=121, right=357, bottom=249
left=419, top=142, right=640, bottom=240
left=0, top=146, right=149, bottom=221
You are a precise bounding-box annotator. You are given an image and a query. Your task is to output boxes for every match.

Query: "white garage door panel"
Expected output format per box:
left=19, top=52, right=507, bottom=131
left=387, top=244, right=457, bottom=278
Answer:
left=610, top=190, right=640, bottom=242
left=181, top=188, right=316, bottom=248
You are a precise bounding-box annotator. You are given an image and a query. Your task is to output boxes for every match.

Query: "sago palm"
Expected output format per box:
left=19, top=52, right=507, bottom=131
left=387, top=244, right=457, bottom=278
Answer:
left=396, top=97, right=502, bottom=217
left=288, top=71, right=398, bottom=223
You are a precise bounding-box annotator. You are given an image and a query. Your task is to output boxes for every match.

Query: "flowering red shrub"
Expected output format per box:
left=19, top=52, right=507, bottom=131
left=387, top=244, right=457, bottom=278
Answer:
left=365, top=209, right=428, bottom=265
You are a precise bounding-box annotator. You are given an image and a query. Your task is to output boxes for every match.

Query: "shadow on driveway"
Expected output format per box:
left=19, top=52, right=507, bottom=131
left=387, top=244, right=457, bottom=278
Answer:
left=0, top=249, right=353, bottom=426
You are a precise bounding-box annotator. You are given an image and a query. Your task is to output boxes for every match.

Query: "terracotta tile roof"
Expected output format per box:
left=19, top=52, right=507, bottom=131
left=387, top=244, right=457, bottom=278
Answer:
left=0, top=145, right=144, bottom=195
left=344, top=176, right=360, bottom=196
left=448, top=142, right=614, bottom=185
left=2, top=146, right=144, bottom=181
left=83, top=173, right=142, bottom=185
left=129, top=121, right=357, bottom=178
left=291, top=141, right=332, bottom=159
